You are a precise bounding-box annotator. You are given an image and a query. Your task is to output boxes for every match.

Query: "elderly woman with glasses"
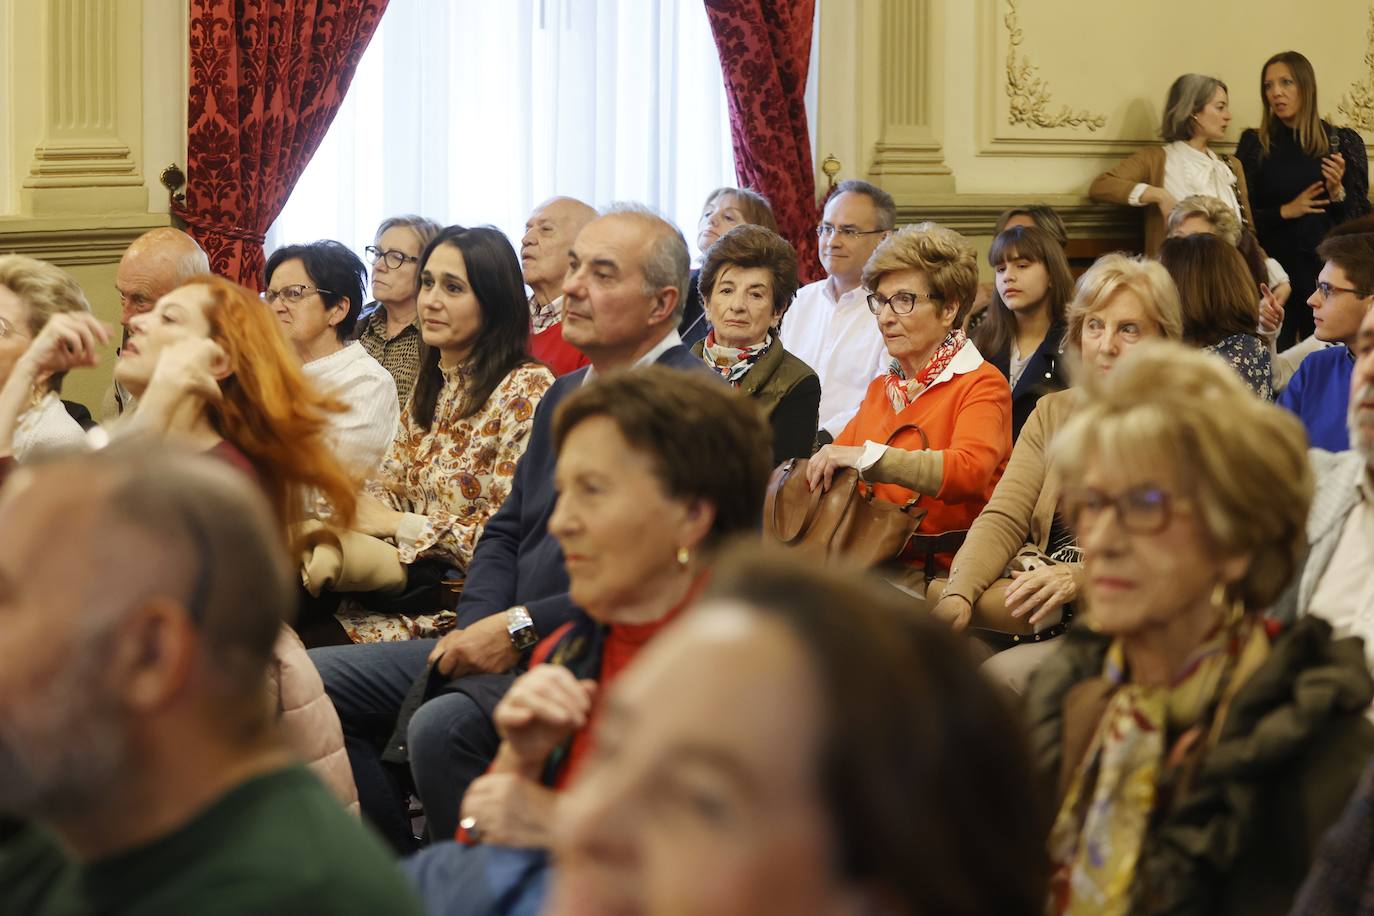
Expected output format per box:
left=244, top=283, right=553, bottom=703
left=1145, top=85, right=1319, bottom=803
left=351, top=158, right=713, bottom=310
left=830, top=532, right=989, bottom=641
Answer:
left=691, top=224, right=820, bottom=465
left=807, top=224, right=1012, bottom=579
left=1026, top=341, right=1374, bottom=916
left=265, top=241, right=399, bottom=477
left=357, top=215, right=444, bottom=409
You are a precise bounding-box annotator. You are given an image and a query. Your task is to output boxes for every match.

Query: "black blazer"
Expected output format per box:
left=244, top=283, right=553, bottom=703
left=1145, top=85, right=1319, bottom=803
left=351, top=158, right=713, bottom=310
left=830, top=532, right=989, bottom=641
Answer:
left=987, top=321, right=1069, bottom=442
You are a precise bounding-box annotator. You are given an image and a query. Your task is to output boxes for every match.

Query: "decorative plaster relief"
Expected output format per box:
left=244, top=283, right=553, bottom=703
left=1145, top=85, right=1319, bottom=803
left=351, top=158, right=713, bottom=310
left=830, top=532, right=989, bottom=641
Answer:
left=1004, top=0, right=1107, bottom=131
left=1336, top=5, right=1374, bottom=132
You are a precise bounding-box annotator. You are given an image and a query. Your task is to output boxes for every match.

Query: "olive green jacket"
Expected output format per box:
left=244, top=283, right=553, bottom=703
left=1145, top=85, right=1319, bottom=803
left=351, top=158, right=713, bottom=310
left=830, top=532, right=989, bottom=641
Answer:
left=691, top=339, right=821, bottom=466
left=1026, top=616, right=1374, bottom=916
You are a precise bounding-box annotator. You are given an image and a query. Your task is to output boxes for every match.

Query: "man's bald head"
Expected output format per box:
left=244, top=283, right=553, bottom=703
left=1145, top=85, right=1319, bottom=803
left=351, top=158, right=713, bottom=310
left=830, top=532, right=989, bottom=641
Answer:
left=116, top=227, right=211, bottom=328
left=522, top=196, right=598, bottom=300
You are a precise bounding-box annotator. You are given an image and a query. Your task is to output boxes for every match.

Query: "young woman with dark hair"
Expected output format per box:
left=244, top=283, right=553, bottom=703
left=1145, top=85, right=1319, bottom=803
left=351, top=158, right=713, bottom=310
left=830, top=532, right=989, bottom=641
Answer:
left=338, top=226, right=555, bottom=643
left=974, top=225, right=1075, bottom=440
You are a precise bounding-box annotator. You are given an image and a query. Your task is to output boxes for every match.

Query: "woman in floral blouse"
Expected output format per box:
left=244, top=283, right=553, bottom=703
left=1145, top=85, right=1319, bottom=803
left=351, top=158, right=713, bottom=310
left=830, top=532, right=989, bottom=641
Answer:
left=339, top=225, right=554, bottom=642
left=1158, top=232, right=1273, bottom=399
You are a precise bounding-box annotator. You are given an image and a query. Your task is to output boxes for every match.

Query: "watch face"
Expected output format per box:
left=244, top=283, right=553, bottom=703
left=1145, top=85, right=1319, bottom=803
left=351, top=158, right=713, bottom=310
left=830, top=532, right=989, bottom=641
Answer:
left=512, top=627, right=539, bottom=651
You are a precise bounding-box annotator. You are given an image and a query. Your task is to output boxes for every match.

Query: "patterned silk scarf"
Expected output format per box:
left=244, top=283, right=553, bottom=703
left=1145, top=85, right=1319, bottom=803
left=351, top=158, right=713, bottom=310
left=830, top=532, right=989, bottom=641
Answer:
left=702, top=330, right=772, bottom=387
left=1047, top=619, right=1267, bottom=916
left=883, top=329, right=967, bottom=412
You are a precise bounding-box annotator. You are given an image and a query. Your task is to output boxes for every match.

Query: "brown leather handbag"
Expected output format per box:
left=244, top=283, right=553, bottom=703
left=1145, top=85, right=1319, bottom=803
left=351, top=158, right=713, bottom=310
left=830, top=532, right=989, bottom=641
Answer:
left=762, top=424, right=928, bottom=569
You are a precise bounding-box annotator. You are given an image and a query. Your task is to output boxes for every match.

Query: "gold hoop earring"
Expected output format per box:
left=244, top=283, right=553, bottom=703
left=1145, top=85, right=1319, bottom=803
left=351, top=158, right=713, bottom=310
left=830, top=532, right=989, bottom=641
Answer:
left=676, top=546, right=691, bottom=570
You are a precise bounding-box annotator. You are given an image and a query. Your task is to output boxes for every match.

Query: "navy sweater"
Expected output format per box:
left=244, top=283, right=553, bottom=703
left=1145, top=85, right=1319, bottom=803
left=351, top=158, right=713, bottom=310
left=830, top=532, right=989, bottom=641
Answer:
left=455, top=344, right=716, bottom=635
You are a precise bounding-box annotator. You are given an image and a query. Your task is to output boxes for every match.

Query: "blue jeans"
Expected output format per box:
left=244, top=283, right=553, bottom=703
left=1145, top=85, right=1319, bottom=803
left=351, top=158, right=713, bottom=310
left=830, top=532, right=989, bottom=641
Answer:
left=311, top=640, right=505, bottom=852
left=403, top=842, right=549, bottom=916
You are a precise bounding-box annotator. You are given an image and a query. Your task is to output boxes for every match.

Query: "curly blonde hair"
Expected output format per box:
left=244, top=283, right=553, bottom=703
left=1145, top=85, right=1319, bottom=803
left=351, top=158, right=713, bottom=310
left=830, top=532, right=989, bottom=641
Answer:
left=1051, top=340, right=1311, bottom=611
left=1166, top=195, right=1242, bottom=246
left=862, top=223, right=978, bottom=324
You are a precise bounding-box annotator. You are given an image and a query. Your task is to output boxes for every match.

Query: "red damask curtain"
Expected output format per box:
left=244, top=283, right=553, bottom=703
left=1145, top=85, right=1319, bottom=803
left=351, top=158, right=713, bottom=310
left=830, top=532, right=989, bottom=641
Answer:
left=179, top=1, right=388, bottom=288
left=704, top=0, right=821, bottom=283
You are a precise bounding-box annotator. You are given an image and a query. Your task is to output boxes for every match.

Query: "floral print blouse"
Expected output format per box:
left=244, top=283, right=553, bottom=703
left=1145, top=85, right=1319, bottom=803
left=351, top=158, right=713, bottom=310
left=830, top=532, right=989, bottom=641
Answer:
left=1204, top=333, right=1273, bottom=401
left=366, top=360, right=554, bottom=569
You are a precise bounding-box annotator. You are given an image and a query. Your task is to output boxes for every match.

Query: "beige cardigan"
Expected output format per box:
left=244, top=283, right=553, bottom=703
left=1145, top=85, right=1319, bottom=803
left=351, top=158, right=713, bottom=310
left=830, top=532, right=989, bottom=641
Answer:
left=1089, top=145, right=1256, bottom=256
left=941, top=389, right=1078, bottom=606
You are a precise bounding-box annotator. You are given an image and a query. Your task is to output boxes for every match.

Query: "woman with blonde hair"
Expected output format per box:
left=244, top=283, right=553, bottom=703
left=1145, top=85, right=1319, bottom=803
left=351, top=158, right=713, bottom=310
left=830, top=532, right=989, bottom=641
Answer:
left=808, top=224, right=1012, bottom=578
left=932, top=254, right=1182, bottom=674
left=1091, top=73, right=1255, bottom=256
left=1237, top=51, right=1370, bottom=348
left=1027, top=340, right=1373, bottom=915
left=0, top=255, right=95, bottom=461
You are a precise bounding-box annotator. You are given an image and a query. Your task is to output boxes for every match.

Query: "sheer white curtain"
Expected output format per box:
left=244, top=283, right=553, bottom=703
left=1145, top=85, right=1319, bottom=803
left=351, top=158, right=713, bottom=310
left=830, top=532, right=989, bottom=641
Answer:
left=266, top=0, right=736, bottom=263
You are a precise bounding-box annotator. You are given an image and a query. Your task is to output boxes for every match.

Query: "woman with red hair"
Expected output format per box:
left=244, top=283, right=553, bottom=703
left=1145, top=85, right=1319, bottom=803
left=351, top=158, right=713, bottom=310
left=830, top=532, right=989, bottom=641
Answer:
left=0, top=273, right=356, bottom=526
left=0, top=274, right=362, bottom=809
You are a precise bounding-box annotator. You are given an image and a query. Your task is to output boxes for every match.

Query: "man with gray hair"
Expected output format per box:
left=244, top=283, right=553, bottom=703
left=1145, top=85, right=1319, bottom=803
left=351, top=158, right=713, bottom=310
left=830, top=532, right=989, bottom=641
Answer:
left=0, top=444, right=422, bottom=914
left=782, top=179, right=895, bottom=440
left=103, top=226, right=211, bottom=418
left=312, top=203, right=718, bottom=851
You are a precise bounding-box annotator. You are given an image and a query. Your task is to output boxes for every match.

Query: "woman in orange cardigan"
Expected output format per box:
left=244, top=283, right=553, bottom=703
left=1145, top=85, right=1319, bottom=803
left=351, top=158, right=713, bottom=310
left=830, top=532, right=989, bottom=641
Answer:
left=808, top=224, right=1012, bottom=577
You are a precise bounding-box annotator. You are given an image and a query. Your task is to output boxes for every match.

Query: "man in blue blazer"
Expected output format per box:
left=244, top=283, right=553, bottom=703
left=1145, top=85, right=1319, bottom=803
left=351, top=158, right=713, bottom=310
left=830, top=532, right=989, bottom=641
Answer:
left=312, top=204, right=718, bottom=851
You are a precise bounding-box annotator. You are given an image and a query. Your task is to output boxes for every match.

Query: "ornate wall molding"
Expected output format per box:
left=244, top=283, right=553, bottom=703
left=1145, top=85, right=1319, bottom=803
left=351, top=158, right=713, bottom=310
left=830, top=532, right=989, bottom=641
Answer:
left=1336, top=6, right=1374, bottom=132
left=0, top=215, right=168, bottom=266
left=1003, top=0, right=1106, bottom=132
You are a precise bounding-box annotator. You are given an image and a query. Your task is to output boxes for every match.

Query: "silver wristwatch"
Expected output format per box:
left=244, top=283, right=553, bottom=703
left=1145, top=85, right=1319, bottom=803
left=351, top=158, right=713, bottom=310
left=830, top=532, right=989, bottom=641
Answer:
left=506, top=605, right=538, bottom=651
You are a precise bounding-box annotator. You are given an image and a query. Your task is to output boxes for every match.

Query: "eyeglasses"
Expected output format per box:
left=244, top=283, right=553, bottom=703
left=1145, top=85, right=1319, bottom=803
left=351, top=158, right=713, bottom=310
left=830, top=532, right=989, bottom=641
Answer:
left=1060, top=485, right=1186, bottom=536
left=260, top=284, right=334, bottom=306
left=366, top=246, right=420, bottom=269
left=816, top=223, right=887, bottom=240
left=866, top=290, right=944, bottom=315
left=1316, top=281, right=1367, bottom=301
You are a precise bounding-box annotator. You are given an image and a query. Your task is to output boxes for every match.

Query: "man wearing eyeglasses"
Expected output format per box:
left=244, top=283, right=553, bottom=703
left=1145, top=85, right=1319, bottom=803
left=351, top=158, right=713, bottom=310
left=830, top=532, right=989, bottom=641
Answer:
left=781, top=179, right=895, bottom=441
left=1278, top=228, right=1374, bottom=451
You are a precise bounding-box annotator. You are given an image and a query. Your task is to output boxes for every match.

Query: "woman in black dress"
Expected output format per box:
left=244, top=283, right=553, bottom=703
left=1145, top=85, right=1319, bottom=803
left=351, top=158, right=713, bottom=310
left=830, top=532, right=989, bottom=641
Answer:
left=1237, top=51, right=1369, bottom=350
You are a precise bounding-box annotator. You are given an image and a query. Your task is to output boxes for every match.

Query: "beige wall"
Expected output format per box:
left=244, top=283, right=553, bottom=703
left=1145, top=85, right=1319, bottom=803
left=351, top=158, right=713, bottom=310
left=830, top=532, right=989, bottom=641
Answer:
left=816, top=0, right=1374, bottom=266
left=0, top=0, right=186, bottom=409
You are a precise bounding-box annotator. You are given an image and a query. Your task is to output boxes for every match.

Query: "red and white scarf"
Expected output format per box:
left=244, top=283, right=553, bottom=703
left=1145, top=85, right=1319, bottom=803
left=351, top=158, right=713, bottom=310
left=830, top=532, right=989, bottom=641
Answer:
left=883, top=329, right=967, bottom=412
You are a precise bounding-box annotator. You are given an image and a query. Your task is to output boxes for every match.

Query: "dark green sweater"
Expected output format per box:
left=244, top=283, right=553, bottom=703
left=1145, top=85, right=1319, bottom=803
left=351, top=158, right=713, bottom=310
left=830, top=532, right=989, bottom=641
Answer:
left=0, top=766, right=422, bottom=916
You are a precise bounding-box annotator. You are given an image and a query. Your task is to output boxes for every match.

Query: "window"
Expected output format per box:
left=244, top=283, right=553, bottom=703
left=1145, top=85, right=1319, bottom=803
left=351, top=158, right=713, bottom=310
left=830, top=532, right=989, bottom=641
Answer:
left=267, top=0, right=737, bottom=265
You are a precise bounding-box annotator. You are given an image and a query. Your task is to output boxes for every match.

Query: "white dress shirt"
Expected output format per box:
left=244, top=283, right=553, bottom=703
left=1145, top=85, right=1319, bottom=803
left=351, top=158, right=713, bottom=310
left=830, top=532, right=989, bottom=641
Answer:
left=1129, top=141, right=1242, bottom=220
left=781, top=278, right=889, bottom=435
left=304, top=341, right=400, bottom=477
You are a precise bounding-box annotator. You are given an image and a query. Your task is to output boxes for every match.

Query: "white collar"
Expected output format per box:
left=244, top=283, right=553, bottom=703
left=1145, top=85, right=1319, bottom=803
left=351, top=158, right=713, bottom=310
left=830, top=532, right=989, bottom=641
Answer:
left=583, top=329, right=683, bottom=385
left=904, top=338, right=984, bottom=403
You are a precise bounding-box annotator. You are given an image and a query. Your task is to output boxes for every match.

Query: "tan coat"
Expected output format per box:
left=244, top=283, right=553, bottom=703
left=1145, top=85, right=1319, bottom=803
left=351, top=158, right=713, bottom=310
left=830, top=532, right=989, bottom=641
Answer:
left=1089, top=145, right=1256, bottom=256
left=270, top=627, right=359, bottom=816
left=940, top=389, right=1077, bottom=606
